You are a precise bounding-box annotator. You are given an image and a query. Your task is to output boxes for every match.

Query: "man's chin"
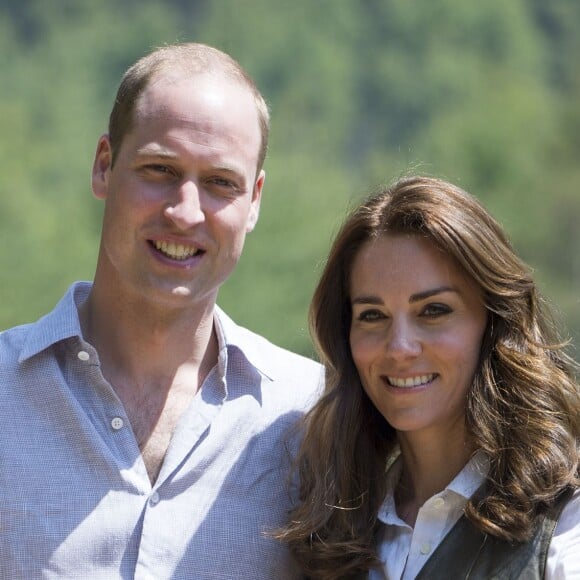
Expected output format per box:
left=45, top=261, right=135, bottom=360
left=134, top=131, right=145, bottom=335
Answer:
left=171, top=286, right=192, bottom=297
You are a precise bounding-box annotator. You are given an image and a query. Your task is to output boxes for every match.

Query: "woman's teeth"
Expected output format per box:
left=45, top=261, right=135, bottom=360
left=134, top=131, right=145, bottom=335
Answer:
left=387, top=374, right=436, bottom=388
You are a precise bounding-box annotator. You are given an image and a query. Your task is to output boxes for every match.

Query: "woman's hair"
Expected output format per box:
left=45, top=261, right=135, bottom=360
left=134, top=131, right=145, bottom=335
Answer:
left=277, top=175, right=579, bottom=579
left=108, top=42, right=270, bottom=173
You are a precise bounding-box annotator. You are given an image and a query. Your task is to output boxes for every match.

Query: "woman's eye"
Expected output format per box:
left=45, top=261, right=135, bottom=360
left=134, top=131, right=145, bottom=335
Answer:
left=356, top=309, right=385, bottom=322
left=422, top=303, right=452, bottom=318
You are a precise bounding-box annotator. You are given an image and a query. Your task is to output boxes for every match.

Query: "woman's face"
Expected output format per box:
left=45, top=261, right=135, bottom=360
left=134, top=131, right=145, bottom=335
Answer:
left=349, top=234, right=487, bottom=441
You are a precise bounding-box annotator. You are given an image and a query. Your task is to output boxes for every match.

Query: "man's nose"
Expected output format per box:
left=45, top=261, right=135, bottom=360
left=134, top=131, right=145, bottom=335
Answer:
left=164, top=181, right=205, bottom=229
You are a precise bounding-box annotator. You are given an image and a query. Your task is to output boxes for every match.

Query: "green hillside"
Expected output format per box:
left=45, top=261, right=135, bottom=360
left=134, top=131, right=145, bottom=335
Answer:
left=1, top=0, right=579, bottom=356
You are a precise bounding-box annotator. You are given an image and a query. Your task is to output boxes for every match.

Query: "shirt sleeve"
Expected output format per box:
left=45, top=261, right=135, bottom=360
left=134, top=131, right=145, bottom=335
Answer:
left=546, top=488, right=580, bottom=579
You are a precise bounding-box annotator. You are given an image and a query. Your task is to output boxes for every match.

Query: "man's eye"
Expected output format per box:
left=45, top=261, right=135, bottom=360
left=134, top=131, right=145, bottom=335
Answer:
left=210, top=177, right=235, bottom=188
left=422, top=303, right=452, bottom=318
left=146, top=164, right=173, bottom=174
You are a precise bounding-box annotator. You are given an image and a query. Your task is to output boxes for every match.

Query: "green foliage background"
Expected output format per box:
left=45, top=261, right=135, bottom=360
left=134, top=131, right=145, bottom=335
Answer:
left=1, top=0, right=579, bottom=357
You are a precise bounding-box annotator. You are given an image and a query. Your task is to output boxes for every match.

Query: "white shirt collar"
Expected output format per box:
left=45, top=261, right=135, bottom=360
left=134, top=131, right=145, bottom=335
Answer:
left=377, top=450, right=490, bottom=526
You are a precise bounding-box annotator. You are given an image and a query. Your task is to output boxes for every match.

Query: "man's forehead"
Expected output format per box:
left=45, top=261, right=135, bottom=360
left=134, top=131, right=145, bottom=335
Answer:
left=124, top=75, right=261, bottom=169
left=136, top=73, right=258, bottom=123
left=144, top=69, right=250, bottom=101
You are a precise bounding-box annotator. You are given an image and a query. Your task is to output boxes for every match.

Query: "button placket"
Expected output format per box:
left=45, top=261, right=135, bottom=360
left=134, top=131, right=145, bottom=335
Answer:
left=432, top=497, right=445, bottom=509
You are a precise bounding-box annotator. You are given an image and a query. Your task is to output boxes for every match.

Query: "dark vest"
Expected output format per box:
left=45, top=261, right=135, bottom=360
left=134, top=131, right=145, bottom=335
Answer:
left=414, top=488, right=573, bottom=579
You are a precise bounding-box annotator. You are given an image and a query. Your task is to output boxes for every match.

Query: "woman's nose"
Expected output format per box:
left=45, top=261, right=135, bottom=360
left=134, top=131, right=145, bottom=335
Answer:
left=384, top=318, right=422, bottom=359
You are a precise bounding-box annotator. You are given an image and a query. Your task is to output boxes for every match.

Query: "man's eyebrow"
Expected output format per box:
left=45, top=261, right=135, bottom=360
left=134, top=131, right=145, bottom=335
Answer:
left=409, top=286, right=456, bottom=303
left=211, top=165, right=244, bottom=176
left=136, top=146, right=177, bottom=158
left=134, top=148, right=245, bottom=175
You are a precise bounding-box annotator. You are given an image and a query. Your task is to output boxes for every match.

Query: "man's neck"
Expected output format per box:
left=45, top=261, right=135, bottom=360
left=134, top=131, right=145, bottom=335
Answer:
left=78, top=283, right=220, bottom=483
left=79, top=283, right=217, bottom=385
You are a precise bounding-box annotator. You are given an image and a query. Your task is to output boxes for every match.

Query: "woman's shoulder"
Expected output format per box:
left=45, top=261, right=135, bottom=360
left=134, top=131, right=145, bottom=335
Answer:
left=546, top=487, right=580, bottom=579
left=554, top=487, right=580, bottom=534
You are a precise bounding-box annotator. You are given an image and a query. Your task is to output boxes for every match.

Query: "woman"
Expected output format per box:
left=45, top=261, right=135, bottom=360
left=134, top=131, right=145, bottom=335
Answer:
left=278, top=176, right=579, bottom=578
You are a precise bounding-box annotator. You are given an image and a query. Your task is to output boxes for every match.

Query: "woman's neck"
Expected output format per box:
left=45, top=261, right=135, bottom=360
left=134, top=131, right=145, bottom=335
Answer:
left=394, top=426, right=476, bottom=526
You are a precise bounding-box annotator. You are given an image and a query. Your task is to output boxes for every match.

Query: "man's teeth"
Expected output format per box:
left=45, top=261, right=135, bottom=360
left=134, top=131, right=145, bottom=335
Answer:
left=154, top=241, right=199, bottom=260
left=387, top=374, right=436, bottom=388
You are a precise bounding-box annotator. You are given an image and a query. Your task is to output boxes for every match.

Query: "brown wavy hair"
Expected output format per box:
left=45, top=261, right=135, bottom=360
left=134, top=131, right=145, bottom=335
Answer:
left=277, top=176, right=579, bottom=579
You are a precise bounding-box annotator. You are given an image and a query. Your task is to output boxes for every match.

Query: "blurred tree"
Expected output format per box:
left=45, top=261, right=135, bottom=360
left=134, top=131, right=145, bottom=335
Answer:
left=0, top=0, right=578, bottom=355
left=0, top=0, right=185, bottom=326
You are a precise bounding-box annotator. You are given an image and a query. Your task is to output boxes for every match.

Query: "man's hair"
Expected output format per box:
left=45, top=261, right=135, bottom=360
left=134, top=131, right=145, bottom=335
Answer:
left=108, top=42, right=270, bottom=174
left=276, top=175, right=580, bottom=578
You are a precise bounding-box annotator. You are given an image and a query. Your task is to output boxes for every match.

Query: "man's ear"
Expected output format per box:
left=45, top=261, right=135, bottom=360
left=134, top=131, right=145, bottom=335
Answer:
left=246, top=169, right=265, bottom=233
left=91, top=134, right=113, bottom=200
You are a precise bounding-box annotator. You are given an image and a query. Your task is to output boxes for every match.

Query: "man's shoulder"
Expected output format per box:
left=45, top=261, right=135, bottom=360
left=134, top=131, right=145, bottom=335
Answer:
left=215, top=307, right=323, bottom=391
left=234, top=322, right=322, bottom=374
left=233, top=328, right=323, bottom=412
left=0, top=320, right=36, bottom=356
left=0, top=282, right=86, bottom=364
left=243, top=325, right=319, bottom=364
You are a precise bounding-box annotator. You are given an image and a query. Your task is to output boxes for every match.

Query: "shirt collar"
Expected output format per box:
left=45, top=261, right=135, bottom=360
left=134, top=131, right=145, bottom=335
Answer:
left=378, top=453, right=404, bottom=525
left=18, top=282, right=91, bottom=363
left=213, top=305, right=276, bottom=382
left=18, top=283, right=278, bottom=383
left=377, top=450, right=489, bottom=524
left=447, top=450, right=489, bottom=500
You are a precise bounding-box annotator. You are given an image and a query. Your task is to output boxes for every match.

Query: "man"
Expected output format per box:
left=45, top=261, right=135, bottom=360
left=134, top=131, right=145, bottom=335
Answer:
left=0, top=43, right=322, bottom=579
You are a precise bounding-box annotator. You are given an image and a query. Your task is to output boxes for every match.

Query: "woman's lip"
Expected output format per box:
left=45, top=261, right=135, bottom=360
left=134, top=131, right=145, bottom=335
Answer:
left=382, top=373, right=438, bottom=388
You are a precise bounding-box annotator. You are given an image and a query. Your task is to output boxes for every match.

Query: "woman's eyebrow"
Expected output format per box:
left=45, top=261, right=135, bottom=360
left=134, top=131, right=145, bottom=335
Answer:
left=351, top=286, right=458, bottom=306
left=409, top=286, right=456, bottom=303
left=351, top=295, right=383, bottom=306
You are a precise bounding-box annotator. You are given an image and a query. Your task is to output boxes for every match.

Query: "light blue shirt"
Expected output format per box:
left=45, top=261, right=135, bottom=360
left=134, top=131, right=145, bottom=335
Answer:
left=0, top=282, right=323, bottom=579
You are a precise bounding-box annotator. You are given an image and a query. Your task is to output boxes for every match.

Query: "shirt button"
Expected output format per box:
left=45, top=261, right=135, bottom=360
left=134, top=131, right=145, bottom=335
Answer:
left=432, top=497, right=445, bottom=509
left=111, top=417, right=124, bottom=430
left=150, top=492, right=160, bottom=506
left=420, top=542, right=432, bottom=554
left=77, top=350, right=90, bottom=361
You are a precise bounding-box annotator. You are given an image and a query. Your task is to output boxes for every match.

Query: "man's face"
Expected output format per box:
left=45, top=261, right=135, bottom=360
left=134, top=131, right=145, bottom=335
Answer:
left=91, top=74, right=264, bottom=310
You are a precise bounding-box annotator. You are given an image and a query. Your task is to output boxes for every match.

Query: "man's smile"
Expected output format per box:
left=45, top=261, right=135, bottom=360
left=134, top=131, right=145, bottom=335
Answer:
left=151, top=240, right=205, bottom=261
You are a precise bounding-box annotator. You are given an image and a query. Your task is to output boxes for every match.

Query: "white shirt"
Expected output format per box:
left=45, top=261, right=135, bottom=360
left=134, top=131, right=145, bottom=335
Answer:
left=370, top=452, right=580, bottom=579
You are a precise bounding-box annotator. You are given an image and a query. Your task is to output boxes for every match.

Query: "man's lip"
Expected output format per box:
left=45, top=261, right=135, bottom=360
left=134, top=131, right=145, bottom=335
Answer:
left=148, top=239, right=206, bottom=261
